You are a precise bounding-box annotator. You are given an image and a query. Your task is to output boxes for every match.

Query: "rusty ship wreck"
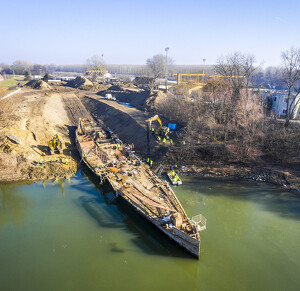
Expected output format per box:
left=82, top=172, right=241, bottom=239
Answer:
left=76, top=118, right=205, bottom=258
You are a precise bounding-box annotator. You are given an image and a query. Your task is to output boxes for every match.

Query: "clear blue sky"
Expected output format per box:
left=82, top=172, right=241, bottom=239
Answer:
left=1, top=0, right=299, bottom=66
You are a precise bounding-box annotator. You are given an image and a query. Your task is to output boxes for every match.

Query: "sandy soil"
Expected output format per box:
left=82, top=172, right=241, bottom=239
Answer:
left=0, top=86, right=89, bottom=182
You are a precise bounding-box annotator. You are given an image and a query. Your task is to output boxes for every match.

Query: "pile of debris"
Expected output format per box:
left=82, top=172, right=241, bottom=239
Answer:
left=67, top=76, right=93, bottom=90
left=25, top=80, right=51, bottom=90
left=133, top=77, right=154, bottom=89
left=108, top=85, right=124, bottom=91
left=97, top=85, right=169, bottom=111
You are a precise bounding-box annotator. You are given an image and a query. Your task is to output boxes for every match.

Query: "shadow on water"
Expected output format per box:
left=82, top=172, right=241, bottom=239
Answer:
left=79, top=195, right=125, bottom=229
left=77, top=163, right=192, bottom=259
left=185, top=177, right=300, bottom=221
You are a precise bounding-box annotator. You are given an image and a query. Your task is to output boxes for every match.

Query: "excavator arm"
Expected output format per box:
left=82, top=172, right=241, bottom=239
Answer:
left=146, top=115, right=162, bottom=131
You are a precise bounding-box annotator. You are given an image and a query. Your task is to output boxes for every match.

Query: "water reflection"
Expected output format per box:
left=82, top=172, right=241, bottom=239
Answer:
left=41, top=178, right=70, bottom=197
left=57, top=178, right=65, bottom=196
left=0, top=185, right=31, bottom=231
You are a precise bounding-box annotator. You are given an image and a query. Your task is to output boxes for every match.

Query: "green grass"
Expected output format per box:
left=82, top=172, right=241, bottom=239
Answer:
left=0, top=77, right=26, bottom=97
left=0, top=79, right=18, bottom=90
left=0, top=76, right=26, bottom=89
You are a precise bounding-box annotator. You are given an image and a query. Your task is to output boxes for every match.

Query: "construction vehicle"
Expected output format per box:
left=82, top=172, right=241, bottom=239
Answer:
left=146, top=115, right=169, bottom=139
left=48, top=134, right=63, bottom=155
left=146, top=115, right=170, bottom=161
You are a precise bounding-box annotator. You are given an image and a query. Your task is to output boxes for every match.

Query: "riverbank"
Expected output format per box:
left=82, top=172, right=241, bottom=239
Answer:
left=173, top=163, right=300, bottom=191
left=1, top=86, right=300, bottom=193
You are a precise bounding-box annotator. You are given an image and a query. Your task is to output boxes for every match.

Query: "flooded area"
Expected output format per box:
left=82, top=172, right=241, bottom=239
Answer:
left=1, top=172, right=300, bottom=290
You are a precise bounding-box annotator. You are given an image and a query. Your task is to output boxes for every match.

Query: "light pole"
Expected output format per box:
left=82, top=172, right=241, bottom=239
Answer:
left=202, top=58, right=206, bottom=81
left=165, top=47, right=169, bottom=91
left=101, top=54, right=104, bottom=83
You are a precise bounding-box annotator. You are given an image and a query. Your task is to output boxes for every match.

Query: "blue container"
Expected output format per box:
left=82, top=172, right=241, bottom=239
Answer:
left=168, top=123, right=176, bottom=130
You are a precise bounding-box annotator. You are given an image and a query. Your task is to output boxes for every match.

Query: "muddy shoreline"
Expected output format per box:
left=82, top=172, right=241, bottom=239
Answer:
left=2, top=148, right=299, bottom=193
left=174, top=163, right=300, bottom=192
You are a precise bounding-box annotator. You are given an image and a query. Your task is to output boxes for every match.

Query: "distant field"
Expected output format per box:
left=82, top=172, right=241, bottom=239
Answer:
left=0, top=77, right=26, bottom=97
left=0, top=77, right=26, bottom=89
left=0, top=79, right=18, bottom=90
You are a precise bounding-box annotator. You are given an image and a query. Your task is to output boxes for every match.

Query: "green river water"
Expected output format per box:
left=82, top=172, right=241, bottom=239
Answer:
left=0, top=170, right=300, bottom=291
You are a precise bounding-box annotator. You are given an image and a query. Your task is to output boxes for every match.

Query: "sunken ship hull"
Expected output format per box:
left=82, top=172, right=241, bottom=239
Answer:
left=76, top=118, right=200, bottom=258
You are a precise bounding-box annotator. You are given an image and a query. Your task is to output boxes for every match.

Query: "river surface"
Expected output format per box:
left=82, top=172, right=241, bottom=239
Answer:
left=1, top=171, right=300, bottom=291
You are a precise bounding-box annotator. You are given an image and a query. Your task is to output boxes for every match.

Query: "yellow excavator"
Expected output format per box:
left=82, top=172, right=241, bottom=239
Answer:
left=146, top=115, right=170, bottom=160
left=48, top=134, right=63, bottom=155
left=146, top=115, right=169, bottom=138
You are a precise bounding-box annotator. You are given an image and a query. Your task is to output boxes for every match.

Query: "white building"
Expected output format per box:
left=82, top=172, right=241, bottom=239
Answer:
left=261, top=89, right=300, bottom=118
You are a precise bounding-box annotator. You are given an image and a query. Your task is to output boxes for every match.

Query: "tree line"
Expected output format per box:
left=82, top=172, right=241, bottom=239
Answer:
left=1, top=59, right=296, bottom=90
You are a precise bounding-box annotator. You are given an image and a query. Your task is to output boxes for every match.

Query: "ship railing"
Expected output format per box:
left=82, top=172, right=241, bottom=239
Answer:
left=190, top=214, right=207, bottom=232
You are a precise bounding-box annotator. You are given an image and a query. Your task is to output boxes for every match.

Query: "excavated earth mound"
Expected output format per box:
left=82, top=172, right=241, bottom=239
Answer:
left=97, top=89, right=168, bottom=111
left=67, top=76, right=93, bottom=90
left=25, top=80, right=51, bottom=89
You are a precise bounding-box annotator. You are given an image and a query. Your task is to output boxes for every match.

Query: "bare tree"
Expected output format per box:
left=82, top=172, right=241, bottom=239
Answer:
left=146, top=54, right=174, bottom=78
left=215, top=52, right=256, bottom=103
left=281, top=47, right=300, bottom=126
left=232, top=90, right=263, bottom=160
left=86, top=55, right=106, bottom=82
left=12, top=60, right=32, bottom=75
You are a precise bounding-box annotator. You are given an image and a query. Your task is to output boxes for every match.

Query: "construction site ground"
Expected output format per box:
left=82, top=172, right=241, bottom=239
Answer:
left=1, top=84, right=300, bottom=191
left=0, top=86, right=90, bottom=182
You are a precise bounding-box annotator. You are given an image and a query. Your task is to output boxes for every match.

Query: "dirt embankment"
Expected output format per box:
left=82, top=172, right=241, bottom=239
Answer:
left=0, top=86, right=89, bottom=182
left=97, top=87, right=169, bottom=111
left=82, top=94, right=300, bottom=191
left=82, top=95, right=154, bottom=153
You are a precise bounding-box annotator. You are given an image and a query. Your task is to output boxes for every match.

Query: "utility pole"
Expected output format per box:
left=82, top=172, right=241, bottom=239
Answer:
left=101, top=54, right=104, bottom=83
left=165, top=47, right=169, bottom=91
left=202, top=58, right=206, bottom=81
